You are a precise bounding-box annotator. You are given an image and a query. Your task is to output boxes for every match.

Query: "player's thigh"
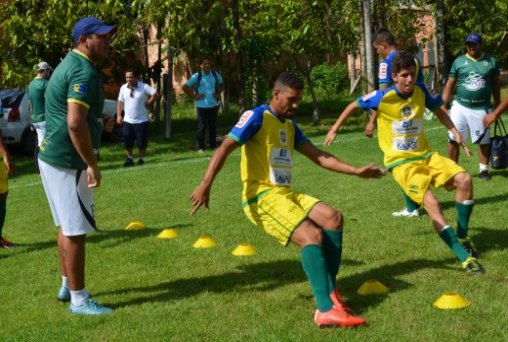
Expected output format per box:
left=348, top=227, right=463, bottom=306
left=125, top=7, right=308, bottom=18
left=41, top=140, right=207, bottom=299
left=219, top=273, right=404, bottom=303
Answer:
left=448, top=101, right=469, bottom=141
left=243, top=189, right=313, bottom=246
left=465, top=108, right=490, bottom=144
left=392, top=161, right=431, bottom=206
left=306, top=201, right=341, bottom=230
left=427, top=153, right=465, bottom=189
left=39, top=160, right=96, bottom=236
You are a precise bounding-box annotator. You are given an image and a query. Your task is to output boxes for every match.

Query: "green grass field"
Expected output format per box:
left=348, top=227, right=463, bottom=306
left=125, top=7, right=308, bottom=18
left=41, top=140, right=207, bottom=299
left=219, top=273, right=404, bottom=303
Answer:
left=1, top=105, right=507, bottom=341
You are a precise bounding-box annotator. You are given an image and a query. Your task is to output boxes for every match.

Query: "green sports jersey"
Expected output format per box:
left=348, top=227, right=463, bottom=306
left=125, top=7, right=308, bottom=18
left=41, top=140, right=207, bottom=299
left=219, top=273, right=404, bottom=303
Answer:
left=449, top=54, right=499, bottom=109
left=39, top=50, right=104, bottom=170
left=27, top=77, right=48, bottom=123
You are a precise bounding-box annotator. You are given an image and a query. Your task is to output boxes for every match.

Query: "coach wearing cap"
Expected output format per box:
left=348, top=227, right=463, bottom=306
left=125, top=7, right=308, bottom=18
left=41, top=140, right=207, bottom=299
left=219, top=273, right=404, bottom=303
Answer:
left=441, top=31, right=500, bottom=181
left=38, top=17, right=116, bottom=315
left=27, top=61, right=52, bottom=172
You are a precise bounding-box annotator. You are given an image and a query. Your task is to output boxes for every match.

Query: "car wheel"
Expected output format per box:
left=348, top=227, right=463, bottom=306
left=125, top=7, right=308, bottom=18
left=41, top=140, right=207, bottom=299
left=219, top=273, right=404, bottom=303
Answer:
left=22, top=127, right=37, bottom=156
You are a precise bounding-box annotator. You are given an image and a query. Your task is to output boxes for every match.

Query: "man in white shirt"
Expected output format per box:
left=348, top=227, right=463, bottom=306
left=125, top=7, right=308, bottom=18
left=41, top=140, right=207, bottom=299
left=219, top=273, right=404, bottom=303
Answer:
left=117, top=69, right=159, bottom=166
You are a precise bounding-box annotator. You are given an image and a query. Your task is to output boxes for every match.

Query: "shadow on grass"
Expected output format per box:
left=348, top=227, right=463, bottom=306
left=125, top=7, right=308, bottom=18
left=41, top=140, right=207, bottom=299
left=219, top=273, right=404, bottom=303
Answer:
left=100, top=257, right=453, bottom=312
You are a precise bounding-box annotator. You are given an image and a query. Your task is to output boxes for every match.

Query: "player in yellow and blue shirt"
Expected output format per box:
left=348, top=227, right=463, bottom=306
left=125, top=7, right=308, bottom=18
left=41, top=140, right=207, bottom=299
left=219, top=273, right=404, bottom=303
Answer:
left=191, top=72, right=385, bottom=327
left=325, top=52, right=485, bottom=275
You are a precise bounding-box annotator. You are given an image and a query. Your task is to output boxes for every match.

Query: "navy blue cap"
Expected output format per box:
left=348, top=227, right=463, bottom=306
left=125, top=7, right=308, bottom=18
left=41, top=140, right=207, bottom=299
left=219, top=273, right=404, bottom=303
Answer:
left=72, top=17, right=116, bottom=42
left=466, top=32, right=482, bottom=44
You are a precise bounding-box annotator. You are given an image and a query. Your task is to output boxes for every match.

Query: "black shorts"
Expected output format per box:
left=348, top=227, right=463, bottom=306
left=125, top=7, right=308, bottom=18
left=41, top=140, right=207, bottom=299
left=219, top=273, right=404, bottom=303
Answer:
left=123, top=121, right=149, bottom=149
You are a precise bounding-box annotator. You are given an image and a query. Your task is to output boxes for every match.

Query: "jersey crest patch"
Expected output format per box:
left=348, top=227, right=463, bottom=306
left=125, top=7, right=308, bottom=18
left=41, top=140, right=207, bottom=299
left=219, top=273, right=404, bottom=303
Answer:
left=235, top=110, right=254, bottom=128
left=73, top=84, right=87, bottom=95
left=279, top=129, right=288, bottom=145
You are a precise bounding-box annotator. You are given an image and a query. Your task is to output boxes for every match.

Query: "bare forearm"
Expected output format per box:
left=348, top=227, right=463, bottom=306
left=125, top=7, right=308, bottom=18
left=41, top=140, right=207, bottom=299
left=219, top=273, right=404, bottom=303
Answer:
left=69, top=124, right=97, bottom=167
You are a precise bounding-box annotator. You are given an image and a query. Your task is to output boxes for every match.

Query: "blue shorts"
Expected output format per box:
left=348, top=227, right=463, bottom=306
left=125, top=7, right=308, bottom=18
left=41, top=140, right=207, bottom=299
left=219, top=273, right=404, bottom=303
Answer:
left=123, top=121, right=149, bottom=149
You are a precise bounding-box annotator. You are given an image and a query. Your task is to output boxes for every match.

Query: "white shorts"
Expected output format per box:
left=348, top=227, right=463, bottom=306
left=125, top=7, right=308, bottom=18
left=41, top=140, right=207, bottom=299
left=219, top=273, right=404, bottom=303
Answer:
left=448, top=100, right=490, bottom=145
left=32, top=121, right=46, bottom=147
left=39, top=159, right=96, bottom=236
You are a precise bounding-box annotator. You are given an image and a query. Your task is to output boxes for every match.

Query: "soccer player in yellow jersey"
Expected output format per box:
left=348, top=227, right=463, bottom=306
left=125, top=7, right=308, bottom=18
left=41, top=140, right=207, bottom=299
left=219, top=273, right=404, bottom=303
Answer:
left=325, top=52, right=484, bottom=275
left=190, top=72, right=385, bottom=327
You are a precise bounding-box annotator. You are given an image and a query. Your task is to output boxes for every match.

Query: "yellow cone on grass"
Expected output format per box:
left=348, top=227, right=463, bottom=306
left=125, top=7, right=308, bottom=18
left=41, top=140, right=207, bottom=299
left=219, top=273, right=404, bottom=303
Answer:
left=232, top=243, right=256, bottom=256
left=433, top=292, right=470, bottom=309
left=125, top=220, right=145, bottom=230
left=158, top=228, right=178, bottom=239
left=193, top=236, right=216, bottom=248
left=357, top=279, right=389, bottom=295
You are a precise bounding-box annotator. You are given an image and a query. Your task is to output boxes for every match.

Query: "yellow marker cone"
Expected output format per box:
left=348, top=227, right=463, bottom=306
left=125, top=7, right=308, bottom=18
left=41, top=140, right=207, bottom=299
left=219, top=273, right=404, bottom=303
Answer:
left=157, top=228, right=178, bottom=239
left=231, top=243, right=256, bottom=256
left=357, top=279, right=389, bottom=295
left=433, top=292, right=470, bottom=310
left=125, top=220, right=145, bottom=230
left=193, top=236, right=216, bottom=248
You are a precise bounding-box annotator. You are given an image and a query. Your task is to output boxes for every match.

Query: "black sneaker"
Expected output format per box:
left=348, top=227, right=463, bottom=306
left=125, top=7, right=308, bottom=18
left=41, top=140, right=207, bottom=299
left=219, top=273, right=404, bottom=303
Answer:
left=138, top=159, right=144, bottom=166
left=479, top=170, right=491, bottom=180
left=123, top=158, right=134, bottom=167
left=462, top=257, right=485, bottom=275
left=460, top=236, right=480, bottom=258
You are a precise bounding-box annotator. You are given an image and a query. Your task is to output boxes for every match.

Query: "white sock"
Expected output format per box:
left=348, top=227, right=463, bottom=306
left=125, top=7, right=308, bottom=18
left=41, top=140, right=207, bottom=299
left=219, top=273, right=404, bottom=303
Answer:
left=462, top=200, right=474, bottom=205
left=61, top=276, right=69, bottom=288
left=70, top=288, right=90, bottom=307
left=479, top=163, right=488, bottom=172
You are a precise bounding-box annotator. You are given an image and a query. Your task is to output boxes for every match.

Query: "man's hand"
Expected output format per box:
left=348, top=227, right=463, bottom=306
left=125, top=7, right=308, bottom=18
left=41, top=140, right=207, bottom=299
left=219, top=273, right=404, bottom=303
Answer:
left=324, top=131, right=337, bottom=146
left=194, top=93, right=205, bottom=100
left=116, top=115, right=123, bottom=125
left=483, top=112, right=497, bottom=128
left=87, top=165, right=101, bottom=188
left=190, top=184, right=211, bottom=216
left=354, top=163, right=387, bottom=179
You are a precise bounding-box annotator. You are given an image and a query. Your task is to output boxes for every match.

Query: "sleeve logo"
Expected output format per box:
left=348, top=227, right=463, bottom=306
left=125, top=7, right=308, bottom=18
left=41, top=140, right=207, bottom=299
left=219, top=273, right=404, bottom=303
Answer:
left=235, top=110, right=254, bottom=128
left=73, top=84, right=88, bottom=95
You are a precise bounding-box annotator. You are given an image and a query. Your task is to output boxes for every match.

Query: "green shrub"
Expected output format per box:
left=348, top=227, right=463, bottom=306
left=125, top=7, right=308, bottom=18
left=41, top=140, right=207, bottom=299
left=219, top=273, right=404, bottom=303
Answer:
left=310, top=62, right=349, bottom=97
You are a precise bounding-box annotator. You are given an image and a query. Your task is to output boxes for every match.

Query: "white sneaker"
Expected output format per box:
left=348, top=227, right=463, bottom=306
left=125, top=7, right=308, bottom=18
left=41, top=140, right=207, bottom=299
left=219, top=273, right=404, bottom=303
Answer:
left=392, top=208, right=420, bottom=217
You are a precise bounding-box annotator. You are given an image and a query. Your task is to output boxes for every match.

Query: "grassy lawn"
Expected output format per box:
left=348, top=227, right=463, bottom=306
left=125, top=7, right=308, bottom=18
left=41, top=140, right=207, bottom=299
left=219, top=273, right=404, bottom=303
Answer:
left=1, top=101, right=507, bottom=341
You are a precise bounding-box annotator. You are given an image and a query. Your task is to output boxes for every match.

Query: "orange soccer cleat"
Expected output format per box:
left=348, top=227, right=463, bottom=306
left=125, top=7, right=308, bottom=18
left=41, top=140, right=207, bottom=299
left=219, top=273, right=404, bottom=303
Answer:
left=330, top=289, right=355, bottom=314
left=314, top=306, right=366, bottom=328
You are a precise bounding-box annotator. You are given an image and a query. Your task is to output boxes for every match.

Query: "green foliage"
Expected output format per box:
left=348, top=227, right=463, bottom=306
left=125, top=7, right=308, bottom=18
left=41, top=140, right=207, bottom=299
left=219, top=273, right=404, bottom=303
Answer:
left=310, top=62, right=350, bottom=97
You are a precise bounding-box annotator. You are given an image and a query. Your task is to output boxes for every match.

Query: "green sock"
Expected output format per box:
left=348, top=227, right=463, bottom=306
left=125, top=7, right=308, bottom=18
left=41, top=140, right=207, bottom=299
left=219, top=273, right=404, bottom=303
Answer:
left=301, top=244, right=333, bottom=312
left=0, top=199, right=5, bottom=238
left=322, top=229, right=343, bottom=293
left=403, top=192, right=419, bottom=211
left=455, top=201, right=473, bottom=239
left=439, top=226, right=469, bottom=262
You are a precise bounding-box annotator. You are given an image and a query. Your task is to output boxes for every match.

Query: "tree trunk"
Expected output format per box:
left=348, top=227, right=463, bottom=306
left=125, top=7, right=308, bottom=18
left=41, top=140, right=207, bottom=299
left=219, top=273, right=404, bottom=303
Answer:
left=294, top=57, right=320, bottom=124
left=359, top=1, right=367, bottom=93
left=362, top=0, right=375, bottom=93
left=435, top=0, right=447, bottom=92
left=232, top=0, right=245, bottom=114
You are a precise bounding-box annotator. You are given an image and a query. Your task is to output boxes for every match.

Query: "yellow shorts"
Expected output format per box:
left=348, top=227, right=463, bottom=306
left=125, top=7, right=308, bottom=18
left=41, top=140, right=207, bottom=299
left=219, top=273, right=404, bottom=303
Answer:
left=391, top=152, right=465, bottom=205
left=0, top=162, right=7, bottom=193
left=243, top=187, right=320, bottom=246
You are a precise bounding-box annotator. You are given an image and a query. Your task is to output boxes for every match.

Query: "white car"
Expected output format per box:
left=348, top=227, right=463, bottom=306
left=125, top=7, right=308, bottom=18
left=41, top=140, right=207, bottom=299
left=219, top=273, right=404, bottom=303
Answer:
left=0, top=90, right=120, bottom=155
left=0, top=88, right=36, bottom=154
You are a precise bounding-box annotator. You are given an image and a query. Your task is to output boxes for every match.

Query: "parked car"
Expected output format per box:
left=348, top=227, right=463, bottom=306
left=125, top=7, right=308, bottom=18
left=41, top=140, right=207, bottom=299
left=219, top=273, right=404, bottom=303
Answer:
left=0, top=88, right=36, bottom=155
left=0, top=89, right=121, bottom=155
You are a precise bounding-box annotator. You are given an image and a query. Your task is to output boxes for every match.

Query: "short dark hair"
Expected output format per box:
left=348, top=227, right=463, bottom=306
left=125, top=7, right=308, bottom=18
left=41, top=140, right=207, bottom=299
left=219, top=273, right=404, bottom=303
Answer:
left=391, top=51, right=416, bottom=74
left=372, top=28, right=396, bottom=46
left=274, top=72, right=304, bottom=91
left=200, top=57, right=210, bottom=64
left=125, top=69, right=137, bottom=76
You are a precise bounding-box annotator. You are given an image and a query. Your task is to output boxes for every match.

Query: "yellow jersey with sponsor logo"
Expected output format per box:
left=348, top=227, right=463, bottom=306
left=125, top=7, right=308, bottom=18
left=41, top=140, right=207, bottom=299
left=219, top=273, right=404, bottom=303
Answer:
left=358, top=83, right=442, bottom=169
left=228, top=104, right=309, bottom=202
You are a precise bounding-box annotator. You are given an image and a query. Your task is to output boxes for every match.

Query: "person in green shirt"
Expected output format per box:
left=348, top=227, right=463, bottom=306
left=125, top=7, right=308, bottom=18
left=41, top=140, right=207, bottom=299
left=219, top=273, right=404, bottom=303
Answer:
left=27, top=61, right=52, bottom=172
left=442, top=32, right=500, bottom=180
left=38, top=16, right=116, bottom=315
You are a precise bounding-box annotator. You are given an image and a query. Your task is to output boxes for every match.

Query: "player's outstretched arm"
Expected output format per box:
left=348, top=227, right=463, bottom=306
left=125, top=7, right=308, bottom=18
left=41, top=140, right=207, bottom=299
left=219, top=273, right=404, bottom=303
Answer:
left=435, top=107, right=471, bottom=156
left=324, top=101, right=359, bottom=146
left=190, top=137, right=239, bottom=216
left=298, top=141, right=386, bottom=179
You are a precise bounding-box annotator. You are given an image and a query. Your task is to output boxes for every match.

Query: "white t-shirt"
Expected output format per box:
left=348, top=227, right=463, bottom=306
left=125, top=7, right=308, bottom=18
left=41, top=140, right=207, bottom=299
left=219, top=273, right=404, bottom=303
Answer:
left=118, top=81, right=157, bottom=123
